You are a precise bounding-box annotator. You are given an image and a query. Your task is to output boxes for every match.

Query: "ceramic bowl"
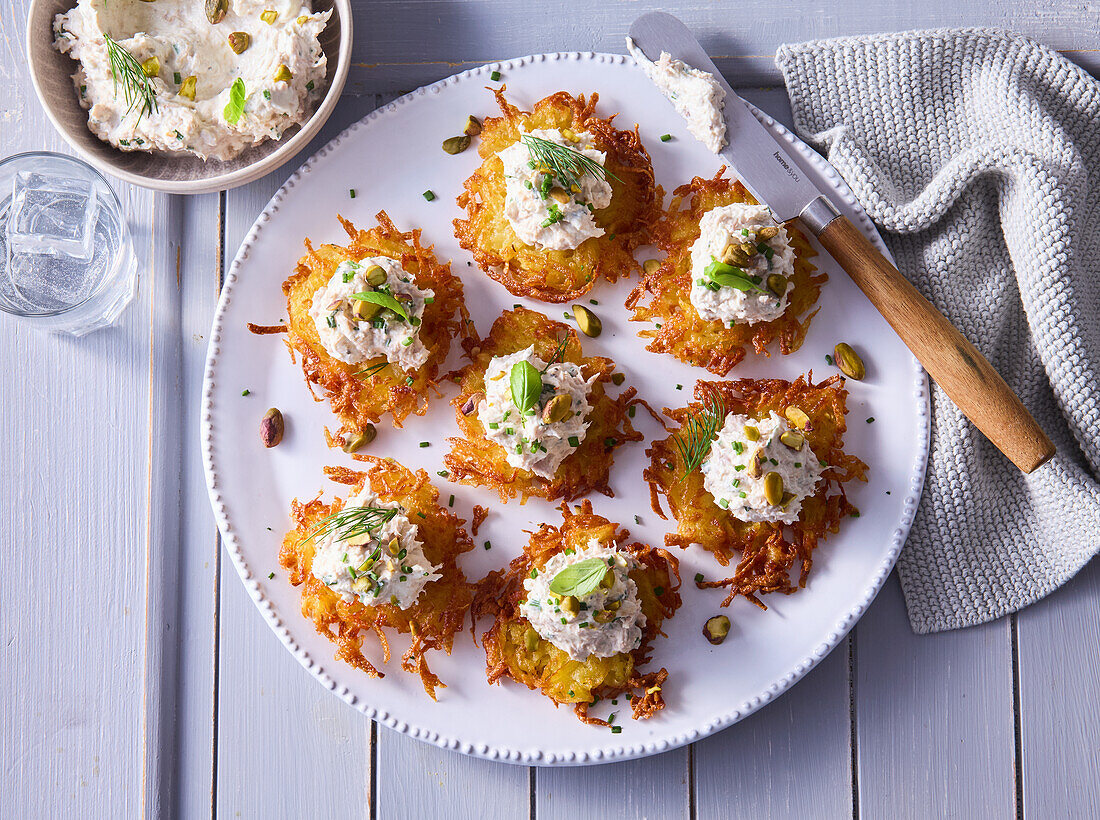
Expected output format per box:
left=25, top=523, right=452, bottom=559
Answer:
left=25, top=0, right=352, bottom=194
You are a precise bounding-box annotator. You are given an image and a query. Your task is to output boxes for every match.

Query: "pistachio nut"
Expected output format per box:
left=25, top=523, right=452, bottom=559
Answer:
left=541, top=393, right=572, bottom=424
left=364, top=264, right=387, bottom=286
left=463, top=115, right=482, bottom=136
left=833, top=342, right=866, bottom=381
left=461, top=391, right=484, bottom=416
left=746, top=449, right=765, bottom=479
left=756, top=225, right=781, bottom=241
left=703, top=615, right=731, bottom=645
left=260, top=407, right=284, bottom=447
left=572, top=305, right=602, bottom=337
left=779, top=430, right=805, bottom=451
left=784, top=406, right=811, bottom=430
left=763, top=471, right=784, bottom=506
left=342, top=424, right=377, bottom=453
left=766, top=273, right=788, bottom=297
left=442, top=135, right=471, bottom=155
left=179, top=75, right=197, bottom=100
left=228, top=32, right=251, bottom=54
left=205, top=0, right=228, bottom=24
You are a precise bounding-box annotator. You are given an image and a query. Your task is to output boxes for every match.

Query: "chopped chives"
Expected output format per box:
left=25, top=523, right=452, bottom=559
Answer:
left=628, top=406, right=636, bottom=418
left=589, top=299, right=598, bottom=305
left=422, top=190, right=436, bottom=201
left=611, top=726, right=622, bottom=734
left=866, top=417, right=875, bottom=423
left=437, top=470, right=448, bottom=477
left=484, top=541, right=492, bottom=550
left=490, top=70, right=501, bottom=81
left=825, top=354, right=834, bottom=366
left=173, top=71, right=181, bottom=84
left=349, top=188, right=356, bottom=198
left=694, top=573, right=704, bottom=583
left=241, top=389, right=250, bottom=396
left=634, top=515, right=641, bottom=524
left=568, top=435, right=580, bottom=447
left=448, top=494, right=455, bottom=507
left=488, top=422, right=499, bottom=430
left=660, top=134, right=672, bottom=142
left=267, top=572, right=275, bottom=579
left=419, top=441, right=429, bottom=448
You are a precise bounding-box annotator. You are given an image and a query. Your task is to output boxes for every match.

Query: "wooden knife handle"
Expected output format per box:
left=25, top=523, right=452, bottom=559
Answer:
left=815, top=213, right=1055, bottom=473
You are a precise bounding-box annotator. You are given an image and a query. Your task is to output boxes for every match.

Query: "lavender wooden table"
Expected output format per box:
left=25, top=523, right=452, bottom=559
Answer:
left=3, top=2, right=1099, bottom=817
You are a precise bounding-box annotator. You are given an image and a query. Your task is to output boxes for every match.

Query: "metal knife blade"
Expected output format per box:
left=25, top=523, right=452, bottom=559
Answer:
left=628, top=12, right=826, bottom=224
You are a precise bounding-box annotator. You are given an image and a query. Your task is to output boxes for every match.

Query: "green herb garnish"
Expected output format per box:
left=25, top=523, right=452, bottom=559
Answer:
left=223, top=77, right=247, bottom=124
left=297, top=504, right=400, bottom=546
left=103, top=34, right=158, bottom=124
left=509, top=359, right=541, bottom=413
left=672, top=394, right=725, bottom=480
left=351, top=291, right=409, bottom=321
left=548, top=557, right=608, bottom=597
left=703, top=258, right=768, bottom=294
left=521, top=134, right=620, bottom=195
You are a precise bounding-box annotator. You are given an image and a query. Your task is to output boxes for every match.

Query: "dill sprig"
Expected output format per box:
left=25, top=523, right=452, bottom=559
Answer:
left=297, top=504, right=400, bottom=546
left=540, top=334, right=570, bottom=374
left=673, top=394, right=726, bottom=480
left=356, top=361, right=389, bottom=379
left=522, top=134, right=621, bottom=193
left=103, top=34, right=158, bottom=124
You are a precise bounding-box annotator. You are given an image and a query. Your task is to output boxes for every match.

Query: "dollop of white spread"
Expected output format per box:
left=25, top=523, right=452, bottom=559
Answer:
left=689, top=203, right=796, bottom=325
left=702, top=411, right=824, bottom=524
left=477, top=346, right=596, bottom=480
left=626, top=37, right=726, bottom=153
left=497, top=128, right=613, bottom=250
left=309, top=258, right=434, bottom=372
left=310, top=487, right=441, bottom=610
left=519, top=541, right=646, bottom=661
left=54, top=0, right=330, bottom=161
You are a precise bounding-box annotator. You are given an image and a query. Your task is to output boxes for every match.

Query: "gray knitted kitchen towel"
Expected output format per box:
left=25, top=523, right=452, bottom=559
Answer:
left=775, top=29, right=1100, bottom=633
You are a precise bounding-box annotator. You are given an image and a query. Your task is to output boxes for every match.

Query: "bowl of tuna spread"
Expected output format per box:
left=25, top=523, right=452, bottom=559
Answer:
left=27, top=0, right=352, bottom=194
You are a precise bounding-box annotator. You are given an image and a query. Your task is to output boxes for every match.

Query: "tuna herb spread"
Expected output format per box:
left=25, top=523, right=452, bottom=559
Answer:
left=519, top=542, right=645, bottom=661
left=497, top=130, right=614, bottom=250
left=690, top=203, right=795, bottom=326
left=701, top=410, right=823, bottom=524
left=626, top=38, right=726, bottom=153
left=477, top=344, right=596, bottom=480
left=309, top=258, right=434, bottom=373
left=54, top=0, right=330, bottom=160
left=308, top=487, right=441, bottom=610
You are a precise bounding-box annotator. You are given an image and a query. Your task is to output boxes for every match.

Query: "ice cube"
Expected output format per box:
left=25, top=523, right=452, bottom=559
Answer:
left=5, top=172, right=99, bottom=261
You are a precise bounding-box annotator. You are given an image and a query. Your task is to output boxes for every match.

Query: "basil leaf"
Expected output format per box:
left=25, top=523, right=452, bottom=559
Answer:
left=704, top=258, right=765, bottom=293
left=548, top=557, right=609, bottom=597
left=351, top=291, right=409, bottom=321
left=223, top=78, right=247, bottom=124
left=509, top=360, right=541, bottom=413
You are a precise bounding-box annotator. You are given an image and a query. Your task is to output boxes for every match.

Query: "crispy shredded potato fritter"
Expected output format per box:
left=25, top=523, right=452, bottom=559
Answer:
left=626, top=169, right=826, bottom=374
left=444, top=307, right=644, bottom=503
left=454, top=88, right=661, bottom=302
left=283, top=211, right=470, bottom=445
left=471, top=501, right=682, bottom=725
left=279, top=458, right=476, bottom=699
left=645, top=375, right=868, bottom=609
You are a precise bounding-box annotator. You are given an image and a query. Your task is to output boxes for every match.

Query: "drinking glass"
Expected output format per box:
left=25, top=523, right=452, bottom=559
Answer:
left=0, top=152, right=137, bottom=336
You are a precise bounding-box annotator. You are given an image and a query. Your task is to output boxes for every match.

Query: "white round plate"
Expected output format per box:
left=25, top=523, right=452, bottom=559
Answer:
left=202, top=52, right=929, bottom=766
